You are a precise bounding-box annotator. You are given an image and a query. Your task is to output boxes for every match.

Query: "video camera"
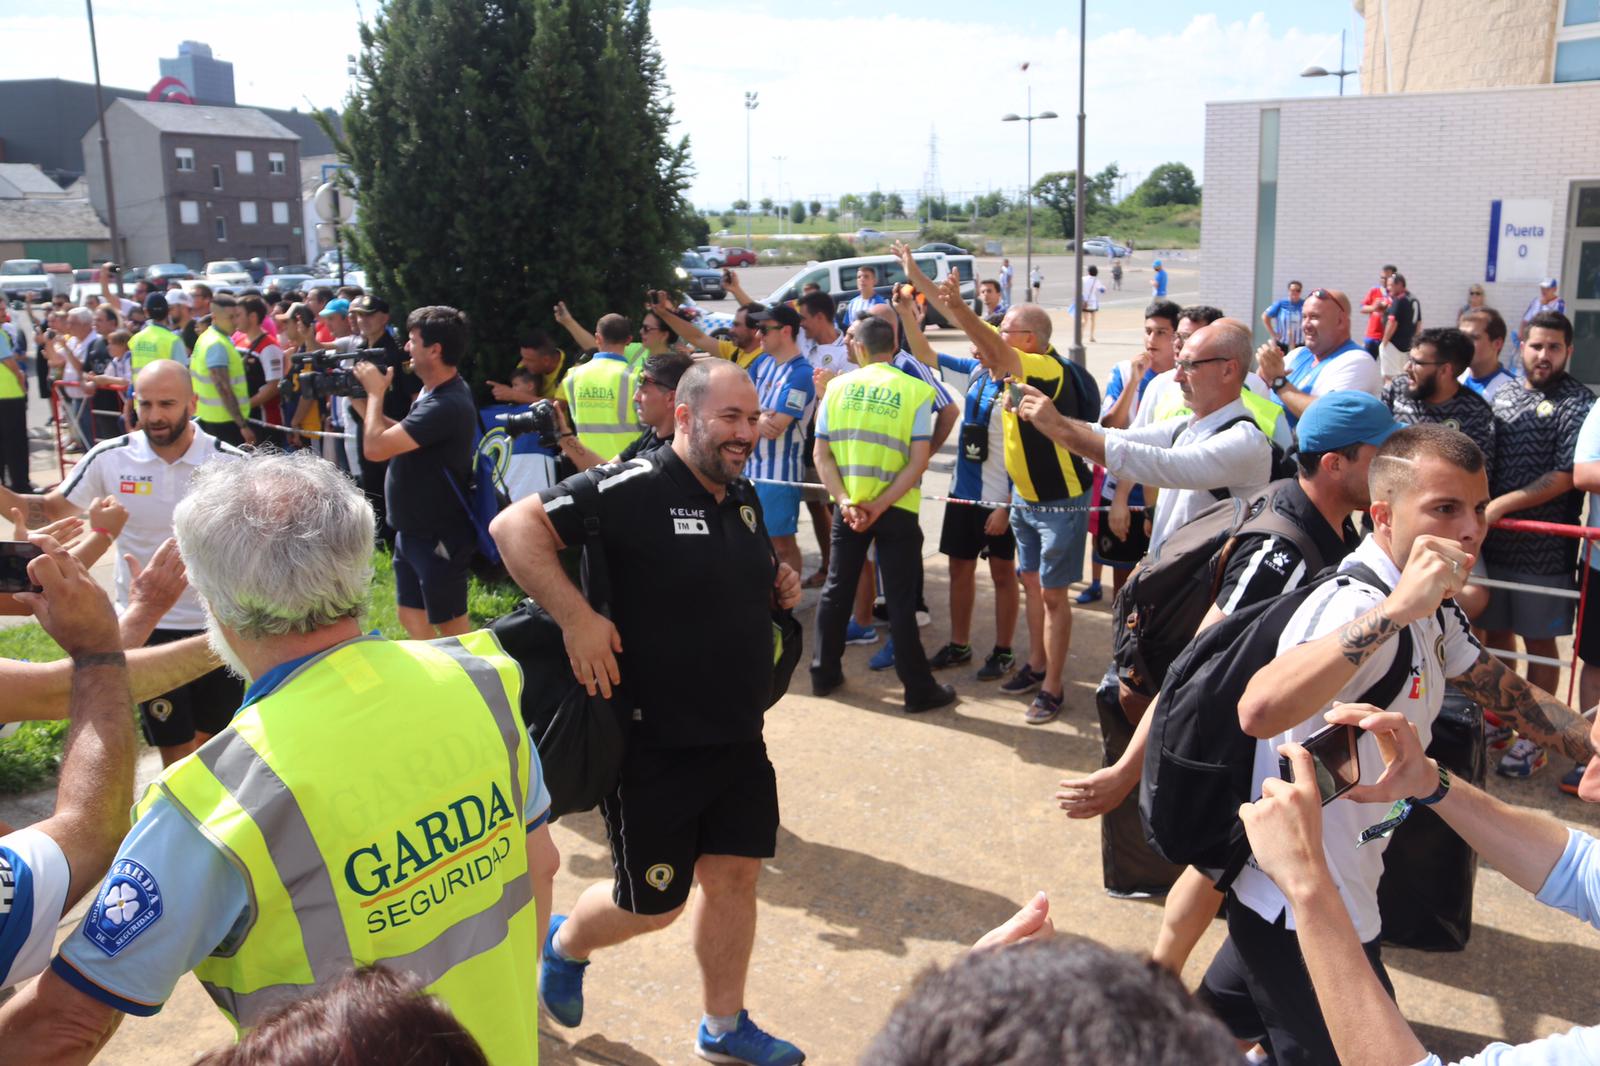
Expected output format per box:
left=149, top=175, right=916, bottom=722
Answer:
left=288, top=348, right=389, bottom=400
left=498, top=399, right=563, bottom=449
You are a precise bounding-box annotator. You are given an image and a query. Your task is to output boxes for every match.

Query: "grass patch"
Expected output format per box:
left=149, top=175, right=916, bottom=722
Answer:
left=0, top=546, right=528, bottom=796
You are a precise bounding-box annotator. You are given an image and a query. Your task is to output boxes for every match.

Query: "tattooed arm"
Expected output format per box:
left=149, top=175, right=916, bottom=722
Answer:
left=1485, top=470, right=1571, bottom=527
left=0, top=485, right=82, bottom=529
left=1450, top=647, right=1596, bottom=763
left=1238, top=601, right=1404, bottom=738
left=1239, top=535, right=1473, bottom=738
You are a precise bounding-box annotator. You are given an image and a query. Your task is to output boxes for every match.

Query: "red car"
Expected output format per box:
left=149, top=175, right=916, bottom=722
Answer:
left=722, top=247, right=757, bottom=267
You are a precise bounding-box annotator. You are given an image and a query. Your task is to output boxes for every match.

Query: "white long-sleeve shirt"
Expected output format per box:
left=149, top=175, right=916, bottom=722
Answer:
left=1098, top=396, right=1274, bottom=554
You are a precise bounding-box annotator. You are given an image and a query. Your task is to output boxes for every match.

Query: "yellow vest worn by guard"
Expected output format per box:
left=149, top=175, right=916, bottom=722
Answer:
left=134, top=633, right=539, bottom=1066
left=190, top=327, right=250, bottom=424
left=822, top=361, right=935, bottom=514
left=130, top=322, right=181, bottom=374
left=561, top=352, right=637, bottom=461
left=0, top=330, right=21, bottom=400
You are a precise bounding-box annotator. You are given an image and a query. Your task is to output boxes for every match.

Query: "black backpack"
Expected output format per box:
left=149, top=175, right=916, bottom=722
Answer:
left=1196, top=415, right=1298, bottom=500
left=1111, top=480, right=1322, bottom=698
left=1139, top=562, right=1418, bottom=881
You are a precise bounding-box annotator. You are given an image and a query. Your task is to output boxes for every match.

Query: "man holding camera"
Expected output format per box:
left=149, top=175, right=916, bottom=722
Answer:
left=354, top=306, right=477, bottom=640
left=345, top=294, right=413, bottom=539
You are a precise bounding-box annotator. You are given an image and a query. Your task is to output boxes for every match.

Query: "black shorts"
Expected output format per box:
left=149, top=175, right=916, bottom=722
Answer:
left=137, top=628, right=245, bottom=747
left=393, top=527, right=475, bottom=625
left=599, top=738, right=779, bottom=915
left=938, top=501, right=1016, bottom=562
left=1580, top=568, right=1600, bottom=666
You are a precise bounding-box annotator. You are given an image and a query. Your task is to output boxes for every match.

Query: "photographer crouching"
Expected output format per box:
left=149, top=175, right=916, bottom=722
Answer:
left=545, top=350, right=692, bottom=471
left=353, top=306, right=478, bottom=640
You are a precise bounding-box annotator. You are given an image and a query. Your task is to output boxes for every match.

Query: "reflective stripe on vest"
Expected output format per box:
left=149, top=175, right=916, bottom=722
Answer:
left=190, top=329, right=249, bottom=423
left=822, top=361, right=934, bottom=514
left=562, top=355, right=637, bottom=461
left=139, top=633, right=538, bottom=1066
left=130, top=324, right=180, bottom=373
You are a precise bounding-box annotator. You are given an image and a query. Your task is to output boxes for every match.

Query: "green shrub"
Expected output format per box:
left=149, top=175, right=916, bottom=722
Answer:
left=814, top=234, right=855, bottom=261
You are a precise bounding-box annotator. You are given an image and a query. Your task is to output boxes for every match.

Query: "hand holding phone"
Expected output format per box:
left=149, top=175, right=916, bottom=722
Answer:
left=0, top=541, right=42, bottom=594
left=1279, top=722, right=1361, bottom=805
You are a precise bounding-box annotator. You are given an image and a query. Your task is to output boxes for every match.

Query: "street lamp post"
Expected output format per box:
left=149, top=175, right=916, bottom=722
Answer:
left=1069, top=0, right=1087, bottom=368
left=1301, top=29, right=1357, bottom=95
left=744, top=92, right=759, bottom=250
left=1001, top=91, right=1057, bottom=304
left=85, top=0, right=122, bottom=267
left=772, top=155, right=787, bottom=236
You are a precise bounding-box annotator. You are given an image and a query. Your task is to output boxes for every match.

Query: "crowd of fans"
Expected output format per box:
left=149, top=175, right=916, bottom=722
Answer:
left=0, top=248, right=1597, bottom=1066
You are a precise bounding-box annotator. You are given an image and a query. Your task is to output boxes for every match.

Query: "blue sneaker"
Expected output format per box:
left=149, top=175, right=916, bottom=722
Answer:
left=696, top=1011, right=805, bottom=1065
left=868, top=638, right=896, bottom=671
left=844, top=620, right=878, bottom=646
left=540, top=915, right=589, bottom=1028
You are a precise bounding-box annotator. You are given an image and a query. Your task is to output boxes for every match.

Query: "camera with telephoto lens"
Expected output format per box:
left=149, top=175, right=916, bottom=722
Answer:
left=289, top=348, right=388, bottom=399
left=498, top=399, right=563, bottom=449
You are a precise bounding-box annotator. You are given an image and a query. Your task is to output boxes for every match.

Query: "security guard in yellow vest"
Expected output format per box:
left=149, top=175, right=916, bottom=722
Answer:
left=810, top=313, right=956, bottom=713
left=129, top=293, right=189, bottom=375
left=559, top=313, right=638, bottom=461
left=20, top=452, right=557, bottom=1066
left=189, top=293, right=253, bottom=447
left=0, top=314, right=27, bottom=492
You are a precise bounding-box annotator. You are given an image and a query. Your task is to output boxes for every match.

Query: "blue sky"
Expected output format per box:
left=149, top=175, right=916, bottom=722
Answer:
left=1, top=1, right=1369, bottom=205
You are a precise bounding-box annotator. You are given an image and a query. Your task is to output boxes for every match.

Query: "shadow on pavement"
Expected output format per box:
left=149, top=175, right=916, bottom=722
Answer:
left=539, top=1028, right=665, bottom=1066
left=554, top=813, right=1021, bottom=956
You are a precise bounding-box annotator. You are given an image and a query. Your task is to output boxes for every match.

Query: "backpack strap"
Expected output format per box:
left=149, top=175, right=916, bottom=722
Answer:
left=567, top=472, right=612, bottom=613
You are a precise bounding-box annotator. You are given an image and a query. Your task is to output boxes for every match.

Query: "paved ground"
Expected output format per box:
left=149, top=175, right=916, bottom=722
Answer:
left=9, top=281, right=1600, bottom=1064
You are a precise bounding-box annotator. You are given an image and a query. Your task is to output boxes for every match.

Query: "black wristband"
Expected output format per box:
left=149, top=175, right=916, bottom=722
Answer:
left=1414, top=764, right=1451, bottom=807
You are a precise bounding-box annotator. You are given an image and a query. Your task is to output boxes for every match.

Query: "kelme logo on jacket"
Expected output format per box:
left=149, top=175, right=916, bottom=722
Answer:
left=344, top=782, right=517, bottom=900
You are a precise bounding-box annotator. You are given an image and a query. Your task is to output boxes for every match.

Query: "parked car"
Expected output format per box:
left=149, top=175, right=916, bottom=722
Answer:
left=145, top=263, right=196, bottom=288
left=676, top=251, right=726, bottom=300
left=916, top=242, right=967, bottom=255
left=855, top=228, right=886, bottom=242
left=1080, top=237, right=1130, bottom=257
left=1, top=259, right=69, bottom=303
left=696, top=244, right=727, bottom=267
left=203, top=260, right=253, bottom=291
left=276, top=263, right=320, bottom=276
left=262, top=273, right=317, bottom=293
left=760, top=251, right=970, bottom=321
left=722, top=246, right=757, bottom=267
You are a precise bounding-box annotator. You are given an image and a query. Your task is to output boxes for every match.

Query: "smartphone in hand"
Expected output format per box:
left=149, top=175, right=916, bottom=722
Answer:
left=1280, top=722, right=1361, bottom=805
left=0, top=541, right=43, bottom=594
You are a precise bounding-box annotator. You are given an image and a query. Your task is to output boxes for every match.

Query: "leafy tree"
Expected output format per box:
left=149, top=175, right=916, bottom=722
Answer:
left=719, top=211, right=735, bottom=229
left=815, top=234, right=854, bottom=260
left=865, top=190, right=885, bottom=214
left=838, top=193, right=863, bottom=216
left=808, top=199, right=822, bottom=219
left=1031, top=164, right=1122, bottom=239
left=885, top=192, right=904, bottom=219
left=972, top=190, right=1010, bottom=218
left=338, top=0, right=691, bottom=387
left=1134, top=162, right=1200, bottom=206
left=759, top=197, right=775, bottom=215
left=732, top=198, right=750, bottom=212
left=916, top=196, right=949, bottom=222
left=683, top=209, right=710, bottom=245
left=826, top=206, right=839, bottom=222
left=790, top=201, right=807, bottom=225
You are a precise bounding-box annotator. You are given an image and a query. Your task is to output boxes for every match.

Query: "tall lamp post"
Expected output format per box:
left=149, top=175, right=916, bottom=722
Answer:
left=1069, top=0, right=1087, bottom=368
left=85, top=0, right=123, bottom=267
left=772, top=155, right=787, bottom=236
left=744, top=92, right=759, bottom=250
left=1301, top=29, right=1357, bottom=95
left=1001, top=92, right=1056, bottom=304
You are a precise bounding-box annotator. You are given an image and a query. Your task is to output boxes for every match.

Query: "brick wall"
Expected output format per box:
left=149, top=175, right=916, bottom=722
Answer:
left=1358, top=0, right=1559, bottom=93
left=1202, top=83, right=1600, bottom=341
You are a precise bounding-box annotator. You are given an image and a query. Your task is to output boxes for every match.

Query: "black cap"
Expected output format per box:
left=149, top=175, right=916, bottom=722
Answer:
left=143, top=292, right=169, bottom=317
left=350, top=294, right=389, bottom=315
left=748, top=304, right=802, bottom=334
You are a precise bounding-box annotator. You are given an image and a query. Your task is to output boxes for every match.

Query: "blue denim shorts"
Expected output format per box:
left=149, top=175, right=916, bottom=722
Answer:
left=1010, top=490, right=1089, bottom=588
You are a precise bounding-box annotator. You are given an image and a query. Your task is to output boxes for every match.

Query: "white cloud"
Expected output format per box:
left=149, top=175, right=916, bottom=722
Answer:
left=0, top=3, right=1346, bottom=206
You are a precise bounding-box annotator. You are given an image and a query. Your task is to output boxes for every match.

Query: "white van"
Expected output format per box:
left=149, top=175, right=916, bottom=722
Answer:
left=760, top=252, right=977, bottom=326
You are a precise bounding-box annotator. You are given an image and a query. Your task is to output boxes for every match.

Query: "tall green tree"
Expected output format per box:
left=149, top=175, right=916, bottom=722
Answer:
left=1032, top=165, right=1122, bottom=239
left=790, top=201, right=807, bottom=225
left=884, top=192, right=904, bottom=219
left=338, top=0, right=692, bottom=386
left=1134, top=162, right=1200, bottom=206
left=759, top=197, right=775, bottom=215
left=807, top=199, right=822, bottom=219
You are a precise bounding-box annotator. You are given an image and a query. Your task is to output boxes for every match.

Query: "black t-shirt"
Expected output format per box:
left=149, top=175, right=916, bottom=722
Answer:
left=385, top=374, right=478, bottom=536
left=617, top=427, right=671, bottom=463
left=1385, top=294, right=1420, bottom=351
left=1213, top=479, right=1360, bottom=614
left=538, top=447, right=776, bottom=748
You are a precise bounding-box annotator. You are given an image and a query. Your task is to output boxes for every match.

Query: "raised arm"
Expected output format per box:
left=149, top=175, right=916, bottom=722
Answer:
left=894, top=243, right=1021, bottom=378
left=1255, top=342, right=1315, bottom=419
left=1237, top=535, right=1469, bottom=738
left=553, top=301, right=598, bottom=352
left=893, top=286, right=939, bottom=368
left=722, top=270, right=756, bottom=308
left=649, top=293, right=719, bottom=355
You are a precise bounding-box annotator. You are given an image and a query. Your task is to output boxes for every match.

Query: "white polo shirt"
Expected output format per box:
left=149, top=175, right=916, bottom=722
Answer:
left=0, top=827, right=71, bottom=990
left=60, top=426, right=243, bottom=631
left=1230, top=535, right=1481, bottom=943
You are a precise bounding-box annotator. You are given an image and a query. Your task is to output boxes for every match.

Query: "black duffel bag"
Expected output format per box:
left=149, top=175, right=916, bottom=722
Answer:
left=1096, top=666, right=1182, bottom=898
left=489, top=476, right=633, bottom=822
left=1377, top=686, right=1486, bottom=952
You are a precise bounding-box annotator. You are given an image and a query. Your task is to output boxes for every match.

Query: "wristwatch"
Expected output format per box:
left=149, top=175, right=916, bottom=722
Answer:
left=1269, top=375, right=1289, bottom=392
left=1414, top=764, right=1451, bottom=806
